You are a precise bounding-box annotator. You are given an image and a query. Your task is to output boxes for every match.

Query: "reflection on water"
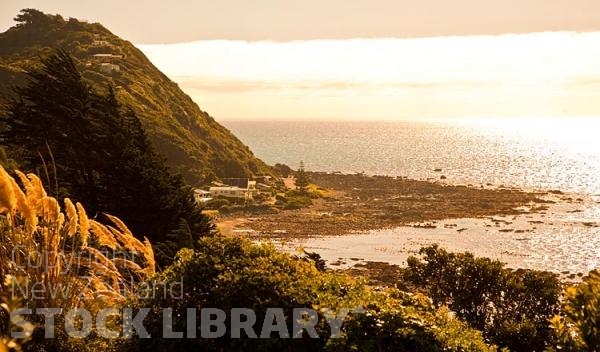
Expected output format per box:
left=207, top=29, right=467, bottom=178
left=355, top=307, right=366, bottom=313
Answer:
left=223, top=117, right=600, bottom=194
left=226, top=117, right=600, bottom=275
left=271, top=199, right=600, bottom=277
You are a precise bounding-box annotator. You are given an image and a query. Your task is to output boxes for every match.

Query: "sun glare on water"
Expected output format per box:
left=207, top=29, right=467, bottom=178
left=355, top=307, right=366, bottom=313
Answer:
left=455, top=117, right=600, bottom=156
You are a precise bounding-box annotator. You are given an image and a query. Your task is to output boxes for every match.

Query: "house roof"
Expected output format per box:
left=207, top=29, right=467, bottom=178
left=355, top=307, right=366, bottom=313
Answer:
left=222, top=178, right=249, bottom=188
left=91, top=54, right=123, bottom=58
left=209, top=186, right=246, bottom=191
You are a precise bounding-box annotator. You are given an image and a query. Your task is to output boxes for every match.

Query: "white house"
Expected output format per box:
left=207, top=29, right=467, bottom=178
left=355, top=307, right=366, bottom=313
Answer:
left=92, top=40, right=110, bottom=47
left=99, top=62, right=120, bottom=74
left=256, top=182, right=272, bottom=191
left=247, top=180, right=257, bottom=195
left=193, top=189, right=212, bottom=204
left=209, top=186, right=252, bottom=200
left=222, top=178, right=258, bottom=196
left=91, top=53, right=123, bottom=61
left=253, top=175, right=273, bottom=184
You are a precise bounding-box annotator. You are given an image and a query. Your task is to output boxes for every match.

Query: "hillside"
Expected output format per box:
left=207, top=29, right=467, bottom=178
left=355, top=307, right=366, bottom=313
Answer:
left=0, top=9, right=270, bottom=185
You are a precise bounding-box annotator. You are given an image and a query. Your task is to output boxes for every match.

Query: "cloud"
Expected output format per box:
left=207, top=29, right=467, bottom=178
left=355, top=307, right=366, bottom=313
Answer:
left=137, top=32, right=600, bottom=119
left=564, top=76, right=600, bottom=88
left=174, top=77, right=494, bottom=94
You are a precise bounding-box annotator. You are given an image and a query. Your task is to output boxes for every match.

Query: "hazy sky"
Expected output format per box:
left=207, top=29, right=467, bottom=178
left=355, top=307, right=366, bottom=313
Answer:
left=3, top=0, right=600, bottom=43
left=139, top=33, right=600, bottom=120
left=3, top=1, right=600, bottom=120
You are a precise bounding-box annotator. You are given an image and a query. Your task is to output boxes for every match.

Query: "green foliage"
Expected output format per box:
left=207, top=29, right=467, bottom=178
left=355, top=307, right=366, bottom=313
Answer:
left=0, top=146, right=17, bottom=170
left=14, top=9, right=50, bottom=26
left=274, top=163, right=293, bottom=177
left=0, top=9, right=271, bottom=184
left=283, top=194, right=313, bottom=210
left=549, top=270, right=600, bottom=351
left=204, top=197, right=230, bottom=210
left=405, top=245, right=561, bottom=352
left=279, top=189, right=314, bottom=209
left=0, top=50, right=213, bottom=259
left=124, top=236, right=494, bottom=351
left=295, top=160, right=310, bottom=192
left=153, top=219, right=197, bottom=269
left=0, top=276, right=32, bottom=351
left=219, top=203, right=277, bottom=215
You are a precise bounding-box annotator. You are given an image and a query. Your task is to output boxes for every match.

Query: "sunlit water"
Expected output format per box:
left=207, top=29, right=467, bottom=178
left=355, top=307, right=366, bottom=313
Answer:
left=223, top=117, right=600, bottom=195
left=222, top=118, right=600, bottom=274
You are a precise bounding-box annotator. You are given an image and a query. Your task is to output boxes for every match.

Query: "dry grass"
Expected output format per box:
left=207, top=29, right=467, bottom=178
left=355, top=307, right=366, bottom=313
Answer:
left=0, top=165, right=156, bottom=342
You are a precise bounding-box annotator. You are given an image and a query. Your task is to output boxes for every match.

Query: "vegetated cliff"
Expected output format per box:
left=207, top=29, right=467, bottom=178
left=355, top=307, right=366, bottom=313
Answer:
left=0, top=9, right=271, bottom=184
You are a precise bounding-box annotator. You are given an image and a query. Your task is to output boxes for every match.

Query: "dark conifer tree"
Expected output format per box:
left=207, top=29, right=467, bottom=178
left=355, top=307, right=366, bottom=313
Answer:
left=295, top=160, right=310, bottom=192
left=0, top=50, right=213, bottom=259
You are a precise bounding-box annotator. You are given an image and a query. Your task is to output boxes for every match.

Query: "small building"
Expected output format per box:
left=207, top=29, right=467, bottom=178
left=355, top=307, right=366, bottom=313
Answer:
left=209, top=186, right=252, bottom=200
left=92, top=40, right=110, bottom=47
left=193, top=189, right=212, bottom=204
left=91, top=53, right=124, bottom=62
left=223, top=178, right=250, bottom=188
left=247, top=180, right=257, bottom=195
left=99, top=62, right=120, bottom=74
left=256, top=183, right=272, bottom=191
left=253, top=175, right=273, bottom=184
left=222, top=178, right=258, bottom=195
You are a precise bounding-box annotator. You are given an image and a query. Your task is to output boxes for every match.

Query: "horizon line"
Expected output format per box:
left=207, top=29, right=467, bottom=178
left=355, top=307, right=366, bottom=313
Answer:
left=135, top=30, right=599, bottom=46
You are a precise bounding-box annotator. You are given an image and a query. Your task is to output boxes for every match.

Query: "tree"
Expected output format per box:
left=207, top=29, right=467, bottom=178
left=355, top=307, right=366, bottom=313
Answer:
left=550, top=270, right=600, bottom=351
left=274, top=163, right=293, bottom=177
left=295, top=160, right=310, bottom=192
left=405, top=245, right=561, bottom=352
left=124, top=236, right=494, bottom=352
left=2, top=49, right=99, bottom=201
left=13, top=8, right=53, bottom=27
left=0, top=50, right=213, bottom=260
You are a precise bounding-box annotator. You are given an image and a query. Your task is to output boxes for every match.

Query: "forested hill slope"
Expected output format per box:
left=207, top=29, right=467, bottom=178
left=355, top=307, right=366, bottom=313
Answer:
left=0, top=9, right=270, bottom=184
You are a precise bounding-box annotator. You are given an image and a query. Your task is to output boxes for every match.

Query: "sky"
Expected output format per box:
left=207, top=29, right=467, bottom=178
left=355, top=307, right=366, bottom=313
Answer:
left=3, top=1, right=600, bottom=120
left=138, top=33, right=600, bottom=120
left=3, top=0, right=600, bottom=42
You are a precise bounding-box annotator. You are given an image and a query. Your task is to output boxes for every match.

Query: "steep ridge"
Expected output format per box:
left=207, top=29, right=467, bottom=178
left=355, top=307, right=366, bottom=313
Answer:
left=0, top=9, right=271, bottom=184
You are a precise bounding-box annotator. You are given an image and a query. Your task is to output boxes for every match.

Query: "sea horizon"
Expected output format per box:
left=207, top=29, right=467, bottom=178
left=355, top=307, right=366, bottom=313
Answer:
left=221, top=117, right=600, bottom=195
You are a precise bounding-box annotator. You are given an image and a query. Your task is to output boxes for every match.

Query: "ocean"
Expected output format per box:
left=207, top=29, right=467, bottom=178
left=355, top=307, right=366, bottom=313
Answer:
left=221, top=118, right=600, bottom=195
left=220, top=118, right=600, bottom=275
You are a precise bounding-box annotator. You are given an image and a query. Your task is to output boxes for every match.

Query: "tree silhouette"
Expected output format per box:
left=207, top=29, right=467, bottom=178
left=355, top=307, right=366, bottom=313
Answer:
left=0, top=50, right=213, bottom=257
left=295, top=160, right=310, bottom=192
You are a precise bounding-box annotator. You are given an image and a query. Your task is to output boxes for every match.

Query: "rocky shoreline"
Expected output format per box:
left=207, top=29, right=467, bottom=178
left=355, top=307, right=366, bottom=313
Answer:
left=214, top=172, right=600, bottom=283
left=217, top=172, right=552, bottom=238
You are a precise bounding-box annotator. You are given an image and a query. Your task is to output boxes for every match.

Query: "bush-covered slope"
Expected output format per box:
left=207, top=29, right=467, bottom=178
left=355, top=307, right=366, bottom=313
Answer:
left=0, top=9, right=270, bottom=184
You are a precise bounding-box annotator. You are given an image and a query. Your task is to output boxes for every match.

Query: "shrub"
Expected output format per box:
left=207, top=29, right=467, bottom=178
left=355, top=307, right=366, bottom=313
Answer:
left=282, top=193, right=313, bottom=210
left=1, top=50, right=213, bottom=253
left=0, top=276, right=32, bottom=351
left=124, top=236, right=494, bottom=351
left=204, top=197, right=230, bottom=210
left=405, top=245, right=561, bottom=352
left=550, top=270, right=600, bottom=351
left=273, top=163, right=293, bottom=177
left=218, top=203, right=277, bottom=215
